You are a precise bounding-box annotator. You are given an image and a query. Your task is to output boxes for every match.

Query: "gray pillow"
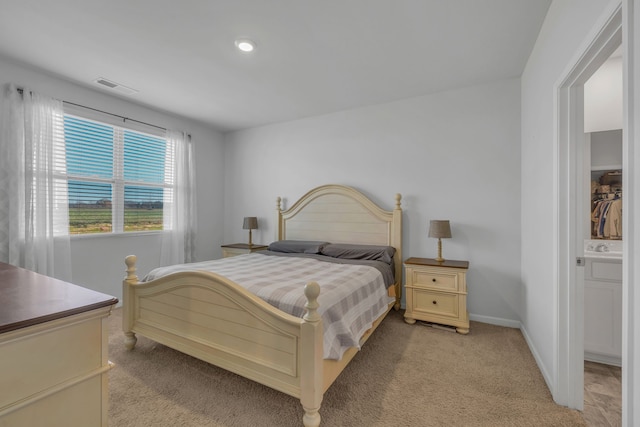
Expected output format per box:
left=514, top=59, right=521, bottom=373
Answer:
left=320, top=243, right=396, bottom=264
left=268, top=240, right=330, bottom=254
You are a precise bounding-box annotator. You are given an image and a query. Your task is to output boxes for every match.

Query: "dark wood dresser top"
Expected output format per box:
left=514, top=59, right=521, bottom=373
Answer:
left=404, top=257, right=469, bottom=269
left=0, top=262, right=118, bottom=334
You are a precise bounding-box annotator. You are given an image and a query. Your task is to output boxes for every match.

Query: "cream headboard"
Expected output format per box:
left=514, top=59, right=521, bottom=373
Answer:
left=276, top=184, right=403, bottom=307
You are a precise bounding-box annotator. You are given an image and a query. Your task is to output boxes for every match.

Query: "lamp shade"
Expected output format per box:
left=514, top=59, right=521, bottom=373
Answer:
left=243, top=217, right=258, bottom=230
left=428, top=220, right=451, bottom=239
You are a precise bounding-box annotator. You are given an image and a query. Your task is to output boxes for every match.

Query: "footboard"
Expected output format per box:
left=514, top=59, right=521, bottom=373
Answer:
left=122, top=255, right=323, bottom=427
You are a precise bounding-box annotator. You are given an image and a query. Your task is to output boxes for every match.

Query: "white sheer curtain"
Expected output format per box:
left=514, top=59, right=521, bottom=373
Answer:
left=160, top=130, right=197, bottom=266
left=0, top=84, right=72, bottom=280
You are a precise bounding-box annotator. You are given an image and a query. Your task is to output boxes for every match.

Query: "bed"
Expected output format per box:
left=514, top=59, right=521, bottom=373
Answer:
left=121, top=184, right=402, bottom=427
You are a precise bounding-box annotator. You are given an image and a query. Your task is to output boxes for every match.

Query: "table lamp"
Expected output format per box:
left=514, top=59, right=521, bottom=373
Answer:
left=243, top=216, right=258, bottom=247
left=429, top=220, right=452, bottom=262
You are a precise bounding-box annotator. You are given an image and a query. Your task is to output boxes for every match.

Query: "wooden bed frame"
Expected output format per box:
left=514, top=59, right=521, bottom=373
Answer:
left=122, top=184, right=402, bottom=427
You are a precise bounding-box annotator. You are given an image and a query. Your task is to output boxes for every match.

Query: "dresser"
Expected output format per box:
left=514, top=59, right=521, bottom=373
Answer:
left=403, top=257, right=469, bottom=334
left=221, top=243, right=268, bottom=258
left=0, top=262, right=118, bottom=426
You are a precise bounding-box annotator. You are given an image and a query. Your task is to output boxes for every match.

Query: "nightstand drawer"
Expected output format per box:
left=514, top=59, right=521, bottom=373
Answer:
left=412, top=289, right=459, bottom=318
left=409, top=269, right=459, bottom=291
left=221, top=244, right=268, bottom=258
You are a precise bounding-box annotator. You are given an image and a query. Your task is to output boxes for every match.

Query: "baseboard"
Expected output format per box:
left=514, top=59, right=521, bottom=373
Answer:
left=520, top=324, right=554, bottom=394
left=469, top=313, right=521, bottom=329
left=431, top=312, right=555, bottom=397
left=439, top=313, right=555, bottom=398
left=585, top=351, right=622, bottom=367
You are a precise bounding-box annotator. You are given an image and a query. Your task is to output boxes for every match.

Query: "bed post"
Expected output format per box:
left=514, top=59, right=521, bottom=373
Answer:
left=123, top=255, right=138, bottom=350
left=276, top=196, right=284, bottom=241
left=393, top=193, right=403, bottom=311
left=300, top=281, right=323, bottom=427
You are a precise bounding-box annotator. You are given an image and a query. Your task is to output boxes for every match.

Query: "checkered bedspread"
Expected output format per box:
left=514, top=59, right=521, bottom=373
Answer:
left=143, top=253, right=394, bottom=360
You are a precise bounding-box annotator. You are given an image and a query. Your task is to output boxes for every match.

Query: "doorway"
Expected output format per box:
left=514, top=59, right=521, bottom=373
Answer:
left=582, top=49, right=623, bottom=424
left=554, top=2, right=621, bottom=413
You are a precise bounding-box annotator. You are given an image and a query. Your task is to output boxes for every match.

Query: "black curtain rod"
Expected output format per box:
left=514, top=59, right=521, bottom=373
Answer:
left=63, top=100, right=167, bottom=132
left=16, top=86, right=191, bottom=138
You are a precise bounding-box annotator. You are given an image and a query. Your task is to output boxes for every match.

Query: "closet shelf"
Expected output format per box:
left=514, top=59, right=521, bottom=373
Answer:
left=591, top=165, right=623, bottom=171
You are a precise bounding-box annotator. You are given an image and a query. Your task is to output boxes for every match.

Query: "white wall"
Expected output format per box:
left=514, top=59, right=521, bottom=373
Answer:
left=520, top=0, right=613, bottom=391
left=0, top=54, right=226, bottom=301
left=585, top=55, right=623, bottom=132
left=591, top=129, right=623, bottom=168
left=224, top=78, right=522, bottom=324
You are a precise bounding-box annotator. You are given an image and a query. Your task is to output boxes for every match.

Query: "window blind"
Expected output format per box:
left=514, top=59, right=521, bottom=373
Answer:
left=61, top=114, right=171, bottom=234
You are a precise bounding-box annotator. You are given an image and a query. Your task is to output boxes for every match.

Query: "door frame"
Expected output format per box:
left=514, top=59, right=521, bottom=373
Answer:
left=621, top=1, right=640, bottom=425
left=553, top=1, right=622, bottom=411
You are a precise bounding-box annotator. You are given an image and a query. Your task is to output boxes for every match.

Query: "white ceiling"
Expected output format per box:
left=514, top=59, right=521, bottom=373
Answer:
left=0, top=0, right=551, bottom=133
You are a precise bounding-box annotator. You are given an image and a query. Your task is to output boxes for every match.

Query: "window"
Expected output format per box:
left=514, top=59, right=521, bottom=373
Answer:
left=62, top=114, right=173, bottom=235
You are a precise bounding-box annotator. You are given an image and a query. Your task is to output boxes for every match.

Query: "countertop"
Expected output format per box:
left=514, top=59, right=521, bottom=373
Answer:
left=584, top=239, right=622, bottom=259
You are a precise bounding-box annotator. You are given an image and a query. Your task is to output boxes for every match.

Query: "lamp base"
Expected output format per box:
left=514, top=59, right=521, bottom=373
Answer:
left=435, top=238, right=445, bottom=263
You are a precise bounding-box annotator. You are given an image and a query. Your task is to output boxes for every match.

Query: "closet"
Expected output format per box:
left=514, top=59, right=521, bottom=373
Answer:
left=584, top=129, right=622, bottom=366
left=590, top=168, right=622, bottom=240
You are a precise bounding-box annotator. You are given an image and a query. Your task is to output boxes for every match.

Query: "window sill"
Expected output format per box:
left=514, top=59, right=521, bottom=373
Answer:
left=69, top=231, right=165, bottom=240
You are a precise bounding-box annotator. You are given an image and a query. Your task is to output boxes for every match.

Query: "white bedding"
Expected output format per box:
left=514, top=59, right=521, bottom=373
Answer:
left=143, top=253, right=394, bottom=360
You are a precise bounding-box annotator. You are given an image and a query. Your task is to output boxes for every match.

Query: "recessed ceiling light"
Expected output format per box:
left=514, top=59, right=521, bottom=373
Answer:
left=235, top=39, right=256, bottom=53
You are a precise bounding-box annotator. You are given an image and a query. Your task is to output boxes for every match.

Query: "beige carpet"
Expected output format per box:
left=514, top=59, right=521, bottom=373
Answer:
left=107, top=308, right=586, bottom=427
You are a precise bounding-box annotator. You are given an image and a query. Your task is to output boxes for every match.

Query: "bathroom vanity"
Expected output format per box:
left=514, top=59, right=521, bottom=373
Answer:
left=584, top=240, right=622, bottom=366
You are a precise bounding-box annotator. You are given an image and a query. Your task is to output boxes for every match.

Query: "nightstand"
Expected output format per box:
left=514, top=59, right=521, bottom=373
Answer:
left=404, top=257, right=469, bottom=334
left=221, top=243, right=268, bottom=258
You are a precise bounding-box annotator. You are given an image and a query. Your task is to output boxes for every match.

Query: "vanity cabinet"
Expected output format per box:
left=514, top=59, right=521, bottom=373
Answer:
left=584, top=257, right=622, bottom=366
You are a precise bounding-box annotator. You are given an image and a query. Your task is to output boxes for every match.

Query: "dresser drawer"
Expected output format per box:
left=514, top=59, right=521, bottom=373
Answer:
left=0, top=307, right=113, bottom=426
left=0, top=316, right=103, bottom=409
left=412, top=289, right=459, bottom=318
left=408, top=268, right=460, bottom=291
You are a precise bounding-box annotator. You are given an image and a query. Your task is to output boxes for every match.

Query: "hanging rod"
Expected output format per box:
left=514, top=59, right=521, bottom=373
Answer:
left=64, top=100, right=167, bottom=132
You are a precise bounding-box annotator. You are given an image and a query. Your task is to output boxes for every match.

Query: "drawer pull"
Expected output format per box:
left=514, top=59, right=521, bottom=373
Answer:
left=432, top=300, right=437, bottom=305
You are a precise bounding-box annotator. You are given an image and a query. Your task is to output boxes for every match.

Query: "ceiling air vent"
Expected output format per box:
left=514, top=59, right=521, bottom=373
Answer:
left=93, top=77, right=138, bottom=95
